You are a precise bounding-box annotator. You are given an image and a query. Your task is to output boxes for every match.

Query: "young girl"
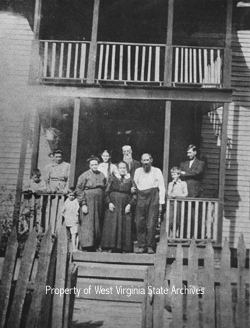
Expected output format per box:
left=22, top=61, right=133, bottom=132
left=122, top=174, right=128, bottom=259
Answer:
left=98, top=150, right=118, bottom=182
left=61, top=188, right=79, bottom=252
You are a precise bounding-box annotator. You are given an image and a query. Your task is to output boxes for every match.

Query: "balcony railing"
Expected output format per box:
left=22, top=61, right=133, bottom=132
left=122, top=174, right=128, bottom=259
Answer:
left=40, top=40, right=90, bottom=82
left=39, top=40, right=224, bottom=88
left=166, top=197, right=218, bottom=242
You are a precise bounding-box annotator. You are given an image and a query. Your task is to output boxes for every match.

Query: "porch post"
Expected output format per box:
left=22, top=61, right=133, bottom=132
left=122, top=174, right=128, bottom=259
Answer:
left=87, top=0, right=100, bottom=84
left=29, top=0, right=43, bottom=83
left=223, top=0, right=233, bottom=88
left=30, top=108, right=41, bottom=176
left=163, top=0, right=174, bottom=86
left=161, top=100, right=171, bottom=236
left=217, top=103, right=229, bottom=244
left=69, top=98, right=80, bottom=188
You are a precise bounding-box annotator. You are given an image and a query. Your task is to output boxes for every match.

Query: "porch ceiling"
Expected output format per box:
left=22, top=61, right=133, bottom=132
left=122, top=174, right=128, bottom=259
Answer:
left=36, top=84, right=233, bottom=103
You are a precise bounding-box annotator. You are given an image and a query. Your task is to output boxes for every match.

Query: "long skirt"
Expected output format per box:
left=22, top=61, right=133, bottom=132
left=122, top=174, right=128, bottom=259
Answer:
left=78, top=188, right=103, bottom=248
left=101, top=192, right=132, bottom=252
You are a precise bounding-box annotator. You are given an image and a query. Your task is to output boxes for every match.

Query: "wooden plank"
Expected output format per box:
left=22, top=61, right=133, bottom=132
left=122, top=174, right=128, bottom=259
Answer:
left=77, top=262, right=146, bottom=280
left=59, top=42, right=64, bottom=78
left=7, top=230, right=37, bottom=328
left=223, top=0, right=233, bottom=88
left=104, top=44, right=109, bottom=80
left=111, top=44, right=116, bottom=80
left=236, top=234, right=247, bottom=328
left=187, top=240, right=199, bottom=328
left=163, top=0, right=174, bottom=86
left=51, top=43, right=56, bottom=78
left=79, top=43, right=86, bottom=80
left=153, top=233, right=168, bottom=328
left=154, top=47, right=160, bottom=82
left=87, top=0, right=100, bottom=83
left=74, top=43, right=79, bottom=79
left=220, top=238, right=233, bottom=328
left=142, top=266, right=153, bottom=328
left=26, top=228, right=53, bottom=328
left=202, top=241, right=215, bottom=328
left=63, top=263, right=77, bottom=328
left=73, top=252, right=155, bottom=265
left=66, top=43, right=72, bottom=78
left=0, top=228, right=18, bottom=328
left=171, top=244, right=183, bottom=327
left=68, top=265, right=78, bottom=327
left=52, top=224, right=68, bottom=328
left=69, top=98, right=80, bottom=188
left=30, top=108, right=40, bottom=175
left=147, top=46, right=152, bottom=82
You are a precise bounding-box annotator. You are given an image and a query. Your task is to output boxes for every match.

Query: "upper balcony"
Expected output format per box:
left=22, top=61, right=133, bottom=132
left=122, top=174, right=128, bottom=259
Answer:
left=32, top=0, right=231, bottom=94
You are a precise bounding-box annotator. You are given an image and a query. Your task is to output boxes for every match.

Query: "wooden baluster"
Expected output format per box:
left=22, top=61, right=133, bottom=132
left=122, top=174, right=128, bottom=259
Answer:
left=180, top=47, right=184, bottom=83
left=36, top=195, right=43, bottom=233
left=187, top=201, right=192, bottom=238
left=198, top=48, right=202, bottom=84
left=98, top=44, right=104, bottom=80
left=141, top=46, right=146, bottom=81
left=166, top=198, right=170, bottom=236
left=206, top=202, right=212, bottom=239
left=174, top=47, right=179, bottom=83
left=51, top=42, right=56, bottom=78
left=194, top=200, right=199, bottom=239
left=189, top=48, right=192, bottom=83
left=204, top=48, right=208, bottom=84
left=43, top=42, right=48, bottom=78
left=134, top=46, right=139, bottom=81
left=193, top=48, right=197, bottom=83
left=59, top=43, right=64, bottom=78
left=216, top=49, right=220, bottom=84
left=173, top=200, right=177, bottom=238
left=119, top=45, right=123, bottom=81
left=45, top=195, right=51, bottom=231
left=184, top=48, right=188, bottom=83
left=74, top=43, right=79, bottom=79
left=147, top=46, right=152, bottom=81
left=127, top=45, right=131, bottom=81
left=104, top=44, right=109, bottom=80
left=111, top=44, right=116, bottom=80
left=79, top=43, right=86, bottom=80
left=213, top=201, right=218, bottom=240
left=201, top=201, right=206, bottom=239
left=211, top=49, right=215, bottom=84
left=155, top=46, right=160, bottom=82
left=180, top=200, right=185, bottom=239
left=66, top=43, right=72, bottom=78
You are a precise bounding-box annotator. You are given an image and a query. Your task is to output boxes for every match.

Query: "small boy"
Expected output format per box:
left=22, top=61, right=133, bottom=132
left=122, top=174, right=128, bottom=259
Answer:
left=20, top=169, right=47, bottom=233
left=61, top=188, right=79, bottom=252
left=168, top=167, right=188, bottom=238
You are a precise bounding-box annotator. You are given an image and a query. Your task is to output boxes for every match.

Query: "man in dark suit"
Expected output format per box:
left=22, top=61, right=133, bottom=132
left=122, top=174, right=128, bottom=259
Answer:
left=180, top=144, right=205, bottom=197
left=122, top=145, right=141, bottom=178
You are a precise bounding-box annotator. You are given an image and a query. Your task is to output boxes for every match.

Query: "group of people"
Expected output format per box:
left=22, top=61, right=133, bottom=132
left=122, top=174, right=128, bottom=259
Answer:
left=21, top=144, right=205, bottom=253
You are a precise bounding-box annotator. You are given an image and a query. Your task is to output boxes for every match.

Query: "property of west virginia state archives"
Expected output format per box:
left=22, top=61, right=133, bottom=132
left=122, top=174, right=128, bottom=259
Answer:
left=45, top=285, right=205, bottom=297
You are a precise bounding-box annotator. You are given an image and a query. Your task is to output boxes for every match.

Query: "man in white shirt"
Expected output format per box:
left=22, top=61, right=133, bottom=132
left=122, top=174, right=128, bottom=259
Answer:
left=133, top=153, right=165, bottom=254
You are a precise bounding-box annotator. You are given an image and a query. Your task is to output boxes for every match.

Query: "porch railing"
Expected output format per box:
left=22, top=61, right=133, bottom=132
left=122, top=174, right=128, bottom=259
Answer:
left=21, top=192, right=65, bottom=233
left=39, top=40, right=90, bottom=81
left=166, top=197, right=218, bottom=241
left=39, top=40, right=224, bottom=87
left=172, top=46, right=223, bottom=86
left=96, top=41, right=165, bottom=83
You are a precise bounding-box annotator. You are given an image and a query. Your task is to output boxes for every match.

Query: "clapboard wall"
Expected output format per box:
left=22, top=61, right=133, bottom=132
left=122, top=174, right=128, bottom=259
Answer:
left=201, top=30, right=250, bottom=248
left=0, top=12, right=34, bottom=221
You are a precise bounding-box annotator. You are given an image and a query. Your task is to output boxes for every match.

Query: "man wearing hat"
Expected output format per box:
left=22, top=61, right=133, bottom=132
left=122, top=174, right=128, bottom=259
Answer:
left=122, top=145, right=140, bottom=178
left=45, top=149, right=70, bottom=194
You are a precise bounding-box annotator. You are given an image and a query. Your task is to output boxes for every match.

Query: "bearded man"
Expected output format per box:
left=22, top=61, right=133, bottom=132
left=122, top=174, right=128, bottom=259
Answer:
left=133, top=153, right=165, bottom=254
left=122, top=145, right=140, bottom=178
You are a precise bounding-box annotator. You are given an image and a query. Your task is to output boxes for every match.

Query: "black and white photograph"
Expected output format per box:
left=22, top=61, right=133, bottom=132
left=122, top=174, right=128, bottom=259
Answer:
left=0, top=0, right=250, bottom=327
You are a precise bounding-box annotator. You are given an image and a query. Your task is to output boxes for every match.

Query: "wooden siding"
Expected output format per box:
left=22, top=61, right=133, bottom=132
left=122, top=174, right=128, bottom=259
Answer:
left=0, top=12, right=34, bottom=221
left=201, top=30, right=250, bottom=248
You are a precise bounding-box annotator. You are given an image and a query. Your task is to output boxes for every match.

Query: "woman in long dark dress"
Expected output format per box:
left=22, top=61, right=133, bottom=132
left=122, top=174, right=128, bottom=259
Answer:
left=101, top=161, right=136, bottom=253
left=76, top=156, right=106, bottom=251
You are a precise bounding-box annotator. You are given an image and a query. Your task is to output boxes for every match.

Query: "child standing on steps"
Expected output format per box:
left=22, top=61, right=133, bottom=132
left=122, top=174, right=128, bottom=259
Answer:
left=61, top=188, right=79, bottom=252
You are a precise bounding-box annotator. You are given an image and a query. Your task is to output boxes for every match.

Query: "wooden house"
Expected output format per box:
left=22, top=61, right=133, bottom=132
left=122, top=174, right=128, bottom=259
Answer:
left=0, top=0, right=250, bottom=248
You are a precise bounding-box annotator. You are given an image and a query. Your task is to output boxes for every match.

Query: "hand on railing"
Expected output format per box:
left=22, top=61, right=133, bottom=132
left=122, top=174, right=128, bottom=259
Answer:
left=82, top=205, right=88, bottom=214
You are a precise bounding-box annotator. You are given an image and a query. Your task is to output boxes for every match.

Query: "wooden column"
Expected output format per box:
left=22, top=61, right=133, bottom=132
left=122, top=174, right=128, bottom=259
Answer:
left=69, top=98, right=80, bottom=188
left=161, top=101, right=171, bottom=237
left=29, top=0, right=43, bottom=83
left=163, top=0, right=174, bottom=86
left=13, top=112, right=31, bottom=226
left=223, top=0, right=233, bottom=88
left=87, top=0, right=100, bottom=84
left=217, top=103, right=229, bottom=244
left=30, top=108, right=40, bottom=176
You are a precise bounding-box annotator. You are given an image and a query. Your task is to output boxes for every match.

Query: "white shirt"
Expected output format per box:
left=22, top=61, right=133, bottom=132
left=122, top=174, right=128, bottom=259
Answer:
left=134, top=166, right=166, bottom=204
left=61, top=198, right=79, bottom=226
left=189, top=159, right=195, bottom=168
left=98, top=163, right=118, bottom=178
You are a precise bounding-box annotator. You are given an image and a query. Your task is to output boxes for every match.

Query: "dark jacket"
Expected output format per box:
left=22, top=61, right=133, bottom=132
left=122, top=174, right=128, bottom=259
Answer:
left=128, top=159, right=141, bottom=179
left=180, top=158, right=205, bottom=197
